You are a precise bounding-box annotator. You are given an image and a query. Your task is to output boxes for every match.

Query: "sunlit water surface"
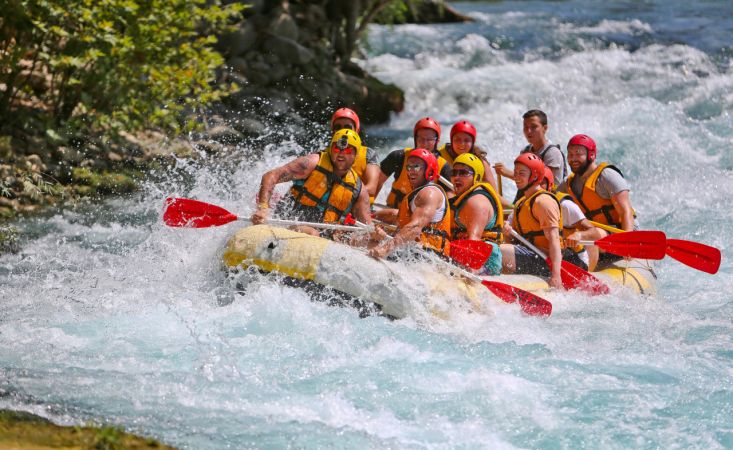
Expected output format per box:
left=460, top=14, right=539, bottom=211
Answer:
left=1, top=1, right=732, bottom=448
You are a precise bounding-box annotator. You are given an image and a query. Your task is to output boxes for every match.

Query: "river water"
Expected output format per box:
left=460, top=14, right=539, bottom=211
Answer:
left=1, top=1, right=731, bottom=448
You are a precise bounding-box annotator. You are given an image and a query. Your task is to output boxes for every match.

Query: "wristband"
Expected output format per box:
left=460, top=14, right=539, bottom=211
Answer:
left=257, top=201, right=270, bottom=210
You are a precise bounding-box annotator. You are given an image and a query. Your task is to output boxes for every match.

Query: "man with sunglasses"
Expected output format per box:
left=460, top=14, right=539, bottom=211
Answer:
left=330, top=107, right=380, bottom=203
left=251, top=128, right=372, bottom=236
left=369, top=149, right=452, bottom=259
left=374, top=117, right=453, bottom=220
left=448, top=153, right=504, bottom=275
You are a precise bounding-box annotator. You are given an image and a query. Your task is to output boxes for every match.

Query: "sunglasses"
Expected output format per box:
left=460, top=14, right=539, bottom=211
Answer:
left=405, top=163, right=425, bottom=172
left=451, top=168, right=475, bottom=178
left=332, top=145, right=356, bottom=155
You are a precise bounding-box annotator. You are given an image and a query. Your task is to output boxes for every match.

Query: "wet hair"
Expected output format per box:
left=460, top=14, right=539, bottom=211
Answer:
left=523, top=109, right=548, bottom=126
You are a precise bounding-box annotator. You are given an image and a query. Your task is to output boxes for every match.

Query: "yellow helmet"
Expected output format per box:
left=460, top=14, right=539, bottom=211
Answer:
left=330, top=129, right=362, bottom=155
left=453, top=153, right=484, bottom=184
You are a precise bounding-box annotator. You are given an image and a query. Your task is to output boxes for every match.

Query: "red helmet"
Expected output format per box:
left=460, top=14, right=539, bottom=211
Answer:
left=413, top=117, right=441, bottom=140
left=450, top=120, right=477, bottom=143
left=331, top=107, right=360, bottom=133
left=568, top=134, right=597, bottom=161
left=514, top=153, right=545, bottom=186
left=542, top=166, right=554, bottom=190
left=409, top=148, right=439, bottom=182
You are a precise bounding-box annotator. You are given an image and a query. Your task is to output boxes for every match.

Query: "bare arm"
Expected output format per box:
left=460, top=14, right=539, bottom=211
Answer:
left=543, top=226, right=563, bottom=289
left=460, top=195, right=493, bottom=241
left=611, top=190, right=634, bottom=231
left=361, top=163, right=381, bottom=200
left=369, top=187, right=442, bottom=258
left=481, top=159, right=499, bottom=193
left=352, top=184, right=373, bottom=225
left=374, top=169, right=389, bottom=200
left=251, top=154, right=318, bottom=224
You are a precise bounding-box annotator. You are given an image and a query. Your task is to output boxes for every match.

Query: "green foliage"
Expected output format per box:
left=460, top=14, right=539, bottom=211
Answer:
left=0, top=0, right=244, bottom=135
left=94, top=425, right=125, bottom=450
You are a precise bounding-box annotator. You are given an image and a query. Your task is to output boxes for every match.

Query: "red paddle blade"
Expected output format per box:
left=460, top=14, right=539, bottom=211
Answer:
left=481, top=280, right=552, bottom=317
left=666, top=239, right=721, bottom=274
left=548, top=258, right=610, bottom=295
left=596, top=230, right=667, bottom=260
left=163, top=197, right=239, bottom=228
left=450, top=239, right=493, bottom=270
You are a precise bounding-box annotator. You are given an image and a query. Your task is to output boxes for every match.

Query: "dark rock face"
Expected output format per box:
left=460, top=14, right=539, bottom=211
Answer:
left=217, top=0, right=409, bottom=132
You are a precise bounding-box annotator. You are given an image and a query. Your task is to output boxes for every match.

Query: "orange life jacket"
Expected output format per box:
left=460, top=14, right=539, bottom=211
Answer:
left=397, top=183, right=452, bottom=256
left=386, top=148, right=449, bottom=208
left=566, top=162, right=635, bottom=228
left=512, top=189, right=562, bottom=253
left=290, top=151, right=362, bottom=223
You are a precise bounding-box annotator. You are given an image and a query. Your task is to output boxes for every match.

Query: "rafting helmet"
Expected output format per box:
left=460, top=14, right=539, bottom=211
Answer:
left=568, top=134, right=597, bottom=161
left=331, top=107, right=360, bottom=133
left=542, top=166, right=555, bottom=191
left=413, top=117, right=441, bottom=148
left=450, top=120, right=477, bottom=146
left=453, top=153, right=484, bottom=184
left=330, top=129, right=362, bottom=155
left=409, top=148, right=439, bottom=182
left=514, top=153, right=545, bottom=186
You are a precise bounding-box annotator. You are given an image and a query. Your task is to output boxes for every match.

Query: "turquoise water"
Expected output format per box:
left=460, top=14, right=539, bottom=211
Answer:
left=1, top=1, right=731, bottom=448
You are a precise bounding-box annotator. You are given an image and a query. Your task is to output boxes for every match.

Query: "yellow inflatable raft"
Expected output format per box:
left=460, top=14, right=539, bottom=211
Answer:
left=222, top=225, right=656, bottom=318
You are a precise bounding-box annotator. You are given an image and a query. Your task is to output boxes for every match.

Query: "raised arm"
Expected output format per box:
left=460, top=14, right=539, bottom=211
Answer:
left=251, top=154, right=319, bottom=224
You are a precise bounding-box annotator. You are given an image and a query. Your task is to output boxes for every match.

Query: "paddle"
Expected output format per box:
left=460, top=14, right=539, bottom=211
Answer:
left=510, top=229, right=610, bottom=295
left=452, top=231, right=666, bottom=270
left=588, top=220, right=721, bottom=274
left=163, top=197, right=364, bottom=232
left=356, top=220, right=552, bottom=316
left=578, top=230, right=667, bottom=260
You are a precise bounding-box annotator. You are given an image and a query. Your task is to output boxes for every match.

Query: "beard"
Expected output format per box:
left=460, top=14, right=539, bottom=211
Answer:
left=571, top=160, right=592, bottom=175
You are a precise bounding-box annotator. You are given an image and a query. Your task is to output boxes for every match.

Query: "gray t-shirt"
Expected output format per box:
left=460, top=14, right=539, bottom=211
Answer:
left=521, top=142, right=567, bottom=184
left=559, top=166, right=630, bottom=200
left=365, top=147, right=379, bottom=165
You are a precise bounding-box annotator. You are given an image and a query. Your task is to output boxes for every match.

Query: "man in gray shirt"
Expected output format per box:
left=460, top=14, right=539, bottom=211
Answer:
left=557, top=134, right=637, bottom=268
left=494, top=109, right=567, bottom=202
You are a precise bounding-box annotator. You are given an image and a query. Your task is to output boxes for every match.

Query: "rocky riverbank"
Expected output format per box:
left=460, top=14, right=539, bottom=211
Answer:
left=0, top=409, right=176, bottom=449
left=0, top=0, right=469, bottom=251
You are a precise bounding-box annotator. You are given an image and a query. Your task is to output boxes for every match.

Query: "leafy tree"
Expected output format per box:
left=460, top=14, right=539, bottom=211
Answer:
left=0, top=0, right=243, bottom=135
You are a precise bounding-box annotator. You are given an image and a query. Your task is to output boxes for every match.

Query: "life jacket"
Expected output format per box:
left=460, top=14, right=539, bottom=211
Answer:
left=513, top=144, right=568, bottom=204
left=566, top=162, right=635, bottom=229
left=397, top=183, right=452, bottom=256
left=439, top=144, right=488, bottom=167
left=290, top=151, right=362, bottom=223
left=512, top=189, right=562, bottom=253
left=386, top=148, right=450, bottom=208
left=449, top=182, right=504, bottom=243
left=556, top=192, right=584, bottom=253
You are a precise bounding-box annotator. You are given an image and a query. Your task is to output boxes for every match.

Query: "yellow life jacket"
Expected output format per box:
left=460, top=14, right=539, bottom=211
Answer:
left=439, top=144, right=488, bottom=167
left=512, top=189, right=562, bottom=253
left=396, top=183, right=452, bottom=256
left=438, top=144, right=458, bottom=166
left=556, top=192, right=584, bottom=253
left=449, top=182, right=504, bottom=243
left=566, top=162, right=635, bottom=228
left=386, top=148, right=450, bottom=208
left=290, top=151, right=362, bottom=223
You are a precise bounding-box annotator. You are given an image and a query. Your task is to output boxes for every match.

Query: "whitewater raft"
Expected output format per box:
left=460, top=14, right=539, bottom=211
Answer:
left=222, top=225, right=657, bottom=318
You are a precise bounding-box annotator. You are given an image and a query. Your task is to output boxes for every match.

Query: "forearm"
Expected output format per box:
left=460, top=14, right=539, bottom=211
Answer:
left=257, top=172, right=279, bottom=208
left=546, top=228, right=562, bottom=278
left=620, top=207, right=634, bottom=231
